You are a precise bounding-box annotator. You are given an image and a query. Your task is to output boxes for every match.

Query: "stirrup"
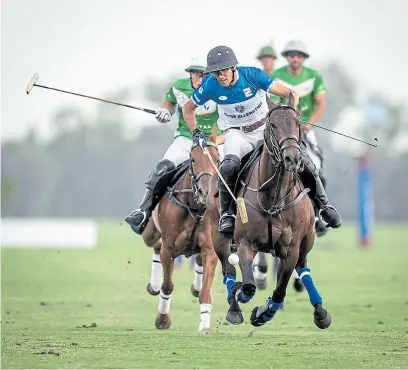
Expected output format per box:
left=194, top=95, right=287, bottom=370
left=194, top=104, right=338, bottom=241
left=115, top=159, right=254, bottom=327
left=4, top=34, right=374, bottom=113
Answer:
left=319, top=204, right=338, bottom=214
left=219, top=212, right=235, bottom=225
left=125, top=209, right=147, bottom=226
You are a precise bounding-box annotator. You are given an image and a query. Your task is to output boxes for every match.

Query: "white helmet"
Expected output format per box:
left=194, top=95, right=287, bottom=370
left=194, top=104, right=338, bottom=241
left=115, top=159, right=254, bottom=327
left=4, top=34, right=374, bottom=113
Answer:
left=281, top=40, right=310, bottom=58
left=185, top=56, right=207, bottom=73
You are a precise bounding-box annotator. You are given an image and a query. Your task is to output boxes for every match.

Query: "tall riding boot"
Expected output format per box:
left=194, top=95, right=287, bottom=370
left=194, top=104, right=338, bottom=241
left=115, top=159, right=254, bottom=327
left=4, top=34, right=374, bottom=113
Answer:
left=301, top=153, right=342, bottom=229
left=313, top=175, right=342, bottom=228
left=218, top=154, right=241, bottom=237
left=315, top=170, right=328, bottom=236
left=125, top=160, right=175, bottom=235
left=125, top=178, right=155, bottom=235
left=219, top=188, right=235, bottom=236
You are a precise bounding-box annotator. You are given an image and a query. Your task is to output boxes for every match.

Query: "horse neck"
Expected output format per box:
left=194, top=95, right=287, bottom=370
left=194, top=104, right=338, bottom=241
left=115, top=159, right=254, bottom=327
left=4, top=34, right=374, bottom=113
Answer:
left=258, top=147, right=295, bottom=202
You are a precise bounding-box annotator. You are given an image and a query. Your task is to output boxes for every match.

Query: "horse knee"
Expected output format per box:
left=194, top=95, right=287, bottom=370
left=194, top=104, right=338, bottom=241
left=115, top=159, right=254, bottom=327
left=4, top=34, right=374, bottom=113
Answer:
left=205, top=251, right=218, bottom=268
left=161, top=282, right=174, bottom=296
left=195, top=253, right=203, bottom=266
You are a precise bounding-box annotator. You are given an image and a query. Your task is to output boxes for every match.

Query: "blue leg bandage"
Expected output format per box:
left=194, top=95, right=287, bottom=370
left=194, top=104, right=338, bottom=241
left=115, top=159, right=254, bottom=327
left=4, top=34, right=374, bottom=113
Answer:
left=223, top=274, right=236, bottom=301
left=298, top=267, right=322, bottom=306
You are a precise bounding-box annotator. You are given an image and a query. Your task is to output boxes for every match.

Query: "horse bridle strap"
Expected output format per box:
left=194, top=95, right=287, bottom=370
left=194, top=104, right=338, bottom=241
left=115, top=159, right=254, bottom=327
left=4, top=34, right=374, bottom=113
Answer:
left=190, top=141, right=218, bottom=198
left=278, top=134, right=301, bottom=151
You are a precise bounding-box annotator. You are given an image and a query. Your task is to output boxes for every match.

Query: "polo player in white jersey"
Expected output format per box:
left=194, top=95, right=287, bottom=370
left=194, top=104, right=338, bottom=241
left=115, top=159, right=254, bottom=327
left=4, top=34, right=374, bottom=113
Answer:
left=182, top=45, right=342, bottom=237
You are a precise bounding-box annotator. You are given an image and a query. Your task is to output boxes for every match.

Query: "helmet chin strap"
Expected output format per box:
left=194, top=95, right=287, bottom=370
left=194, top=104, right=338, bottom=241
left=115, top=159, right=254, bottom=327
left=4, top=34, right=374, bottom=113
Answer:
left=229, top=66, right=237, bottom=86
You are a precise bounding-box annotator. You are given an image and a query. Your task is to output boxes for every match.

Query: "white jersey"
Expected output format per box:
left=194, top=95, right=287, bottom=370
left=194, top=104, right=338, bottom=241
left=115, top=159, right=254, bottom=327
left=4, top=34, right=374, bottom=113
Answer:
left=191, top=66, right=274, bottom=131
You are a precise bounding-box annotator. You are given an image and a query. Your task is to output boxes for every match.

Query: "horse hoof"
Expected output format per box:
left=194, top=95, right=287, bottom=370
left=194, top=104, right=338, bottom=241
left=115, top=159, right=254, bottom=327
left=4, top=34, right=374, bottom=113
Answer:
left=155, top=313, right=172, bottom=329
left=146, top=283, right=160, bottom=296
left=250, top=307, right=265, bottom=327
left=226, top=308, right=244, bottom=325
left=293, top=278, right=304, bottom=293
left=255, top=278, right=268, bottom=290
left=314, top=311, right=332, bottom=329
left=190, top=284, right=200, bottom=298
left=199, top=327, right=214, bottom=334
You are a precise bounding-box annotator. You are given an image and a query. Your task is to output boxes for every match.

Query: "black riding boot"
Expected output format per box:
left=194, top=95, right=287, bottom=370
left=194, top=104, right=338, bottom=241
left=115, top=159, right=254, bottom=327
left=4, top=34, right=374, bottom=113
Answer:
left=314, top=170, right=328, bottom=236
left=219, top=188, right=235, bottom=236
left=125, top=159, right=175, bottom=235
left=300, top=153, right=342, bottom=229
left=218, top=154, right=241, bottom=237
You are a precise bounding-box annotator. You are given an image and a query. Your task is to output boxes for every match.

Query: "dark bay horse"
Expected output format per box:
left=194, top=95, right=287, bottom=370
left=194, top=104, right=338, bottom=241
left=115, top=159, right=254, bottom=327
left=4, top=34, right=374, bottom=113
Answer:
left=141, top=136, right=219, bottom=332
left=210, top=93, right=332, bottom=329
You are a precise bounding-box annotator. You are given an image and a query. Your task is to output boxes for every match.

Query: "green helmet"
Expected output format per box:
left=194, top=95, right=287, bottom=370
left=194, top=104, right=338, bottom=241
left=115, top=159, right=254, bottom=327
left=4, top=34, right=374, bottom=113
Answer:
left=256, top=45, right=277, bottom=59
left=185, top=56, right=206, bottom=73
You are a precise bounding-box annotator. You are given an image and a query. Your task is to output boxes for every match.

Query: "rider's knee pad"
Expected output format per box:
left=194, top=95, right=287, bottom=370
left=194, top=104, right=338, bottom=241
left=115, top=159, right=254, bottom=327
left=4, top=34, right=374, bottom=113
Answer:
left=154, top=159, right=176, bottom=176
left=219, top=155, right=241, bottom=186
left=146, top=159, right=176, bottom=188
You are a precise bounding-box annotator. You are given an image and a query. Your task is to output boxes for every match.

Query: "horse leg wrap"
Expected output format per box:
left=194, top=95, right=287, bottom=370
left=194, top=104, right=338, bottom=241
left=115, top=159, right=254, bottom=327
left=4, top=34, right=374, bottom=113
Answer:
left=251, top=298, right=284, bottom=326
left=235, top=287, right=254, bottom=304
left=223, top=274, right=236, bottom=301
left=158, top=290, right=172, bottom=314
left=193, top=262, right=203, bottom=292
left=199, top=303, right=212, bottom=331
left=298, top=267, right=322, bottom=306
left=150, top=252, right=162, bottom=292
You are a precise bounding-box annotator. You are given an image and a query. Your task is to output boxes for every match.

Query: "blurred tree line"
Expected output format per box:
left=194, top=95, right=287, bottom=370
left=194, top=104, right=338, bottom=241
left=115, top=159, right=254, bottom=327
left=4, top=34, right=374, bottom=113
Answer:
left=2, top=62, right=407, bottom=221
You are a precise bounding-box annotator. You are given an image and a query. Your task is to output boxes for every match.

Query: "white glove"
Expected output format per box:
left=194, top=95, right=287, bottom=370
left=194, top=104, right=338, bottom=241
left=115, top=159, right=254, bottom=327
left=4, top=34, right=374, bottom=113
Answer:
left=155, top=108, right=171, bottom=123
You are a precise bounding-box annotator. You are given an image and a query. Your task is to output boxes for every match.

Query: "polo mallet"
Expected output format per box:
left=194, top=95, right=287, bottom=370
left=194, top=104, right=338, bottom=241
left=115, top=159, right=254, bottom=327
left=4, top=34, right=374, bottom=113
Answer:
left=25, top=74, right=156, bottom=114
left=199, top=138, right=248, bottom=224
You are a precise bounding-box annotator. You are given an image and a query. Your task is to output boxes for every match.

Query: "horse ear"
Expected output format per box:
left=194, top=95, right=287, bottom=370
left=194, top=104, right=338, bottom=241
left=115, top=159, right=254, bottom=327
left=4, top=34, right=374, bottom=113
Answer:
left=287, top=92, right=295, bottom=108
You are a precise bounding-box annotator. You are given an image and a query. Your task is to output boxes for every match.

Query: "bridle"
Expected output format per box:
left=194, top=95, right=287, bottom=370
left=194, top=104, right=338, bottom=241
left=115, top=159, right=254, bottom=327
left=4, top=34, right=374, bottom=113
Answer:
left=189, top=141, right=218, bottom=200
left=264, top=104, right=301, bottom=164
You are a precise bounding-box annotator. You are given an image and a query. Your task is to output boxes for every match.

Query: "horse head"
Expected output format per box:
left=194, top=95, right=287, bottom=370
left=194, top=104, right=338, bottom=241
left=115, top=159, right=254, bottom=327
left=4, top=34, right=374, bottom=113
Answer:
left=265, top=92, right=301, bottom=172
left=190, top=129, right=219, bottom=204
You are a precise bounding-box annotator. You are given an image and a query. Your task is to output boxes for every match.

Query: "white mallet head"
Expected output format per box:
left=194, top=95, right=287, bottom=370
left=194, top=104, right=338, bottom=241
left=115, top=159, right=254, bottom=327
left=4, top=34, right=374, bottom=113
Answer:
left=228, top=253, right=240, bottom=265
left=26, top=73, right=39, bottom=94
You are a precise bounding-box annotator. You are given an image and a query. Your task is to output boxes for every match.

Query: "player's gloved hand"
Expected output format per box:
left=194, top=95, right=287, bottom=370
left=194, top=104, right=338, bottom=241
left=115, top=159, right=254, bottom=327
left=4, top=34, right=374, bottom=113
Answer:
left=155, top=108, right=172, bottom=123
left=192, top=128, right=207, bottom=150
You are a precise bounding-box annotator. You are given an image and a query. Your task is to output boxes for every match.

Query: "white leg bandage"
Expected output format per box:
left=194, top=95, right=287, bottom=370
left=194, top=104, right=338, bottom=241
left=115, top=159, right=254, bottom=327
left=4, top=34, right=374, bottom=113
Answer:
left=193, top=261, right=203, bottom=292
left=150, top=252, right=162, bottom=292
left=158, top=290, right=172, bottom=314
left=199, top=303, right=212, bottom=331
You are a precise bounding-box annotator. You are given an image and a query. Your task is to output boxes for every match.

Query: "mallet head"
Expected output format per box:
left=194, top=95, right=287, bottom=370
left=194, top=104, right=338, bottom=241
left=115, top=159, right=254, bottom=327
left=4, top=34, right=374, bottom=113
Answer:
left=26, top=74, right=39, bottom=94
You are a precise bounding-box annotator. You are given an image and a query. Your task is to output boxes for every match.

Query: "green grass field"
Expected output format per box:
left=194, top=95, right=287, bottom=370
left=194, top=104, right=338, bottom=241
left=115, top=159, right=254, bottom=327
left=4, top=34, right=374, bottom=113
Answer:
left=2, top=222, right=408, bottom=369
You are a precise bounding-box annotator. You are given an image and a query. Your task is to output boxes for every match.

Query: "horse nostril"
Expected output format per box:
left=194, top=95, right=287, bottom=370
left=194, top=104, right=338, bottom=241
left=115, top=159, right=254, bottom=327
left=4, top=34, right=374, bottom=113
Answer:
left=284, top=155, right=293, bottom=164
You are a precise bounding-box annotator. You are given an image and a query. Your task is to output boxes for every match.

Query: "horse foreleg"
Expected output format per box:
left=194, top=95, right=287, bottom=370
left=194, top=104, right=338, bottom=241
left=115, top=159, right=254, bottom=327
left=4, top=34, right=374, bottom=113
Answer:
left=147, top=243, right=162, bottom=296
left=253, top=252, right=268, bottom=290
left=143, top=219, right=163, bottom=296
left=235, top=239, right=256, bottom=304
left=155, top=244, right=174, bottom=330
left=250, top=244, right=298, bottom=327
left=212, top=227, right=243, bottom=325
left=296, top=232, right=331, bottom=329
left=197, top=227, right=218, bottom=333
left=191, top=253, right=203, bottom=298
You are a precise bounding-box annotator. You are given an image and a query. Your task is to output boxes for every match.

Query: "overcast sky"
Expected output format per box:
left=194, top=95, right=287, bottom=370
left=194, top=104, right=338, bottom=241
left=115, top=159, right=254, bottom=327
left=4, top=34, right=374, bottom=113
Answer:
left=2, top=0, right=407, bottom=141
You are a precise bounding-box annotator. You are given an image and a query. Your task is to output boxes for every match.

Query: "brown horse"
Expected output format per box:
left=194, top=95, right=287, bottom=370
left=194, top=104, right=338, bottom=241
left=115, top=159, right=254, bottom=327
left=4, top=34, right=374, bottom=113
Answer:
left=208, top=93, right=332, bottom=329
left=141, top=135, right=219, bottom=332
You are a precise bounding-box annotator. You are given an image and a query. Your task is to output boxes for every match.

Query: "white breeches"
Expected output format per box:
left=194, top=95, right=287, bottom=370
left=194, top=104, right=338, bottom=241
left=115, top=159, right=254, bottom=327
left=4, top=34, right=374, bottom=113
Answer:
left=223, top=126, right=264, bottom=160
